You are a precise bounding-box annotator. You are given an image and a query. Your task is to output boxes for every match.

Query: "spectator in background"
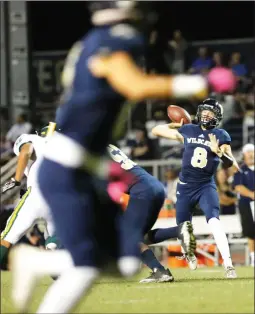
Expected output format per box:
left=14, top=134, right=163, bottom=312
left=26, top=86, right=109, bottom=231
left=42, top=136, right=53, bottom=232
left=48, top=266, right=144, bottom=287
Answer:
left=188, top=47, right=212, bottom=75
left=216, top=167, right=237, bottom=215
left=233, top=143, right=255, bottom=267
left=6, top=113, right=32, bottom=146
left=168, top=30, right=187, bottom=74
left=212, top=51, right=224, bottom=68
left=229, top=52, right=249, bottom=94
left=130, top=127, right=154, bottom=160
left=229, top=52, right=248, bottom=78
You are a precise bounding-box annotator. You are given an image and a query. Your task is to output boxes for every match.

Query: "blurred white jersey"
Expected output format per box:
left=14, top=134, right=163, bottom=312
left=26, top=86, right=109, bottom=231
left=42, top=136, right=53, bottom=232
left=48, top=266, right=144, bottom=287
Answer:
left=13, top=134, right=46, bottom=188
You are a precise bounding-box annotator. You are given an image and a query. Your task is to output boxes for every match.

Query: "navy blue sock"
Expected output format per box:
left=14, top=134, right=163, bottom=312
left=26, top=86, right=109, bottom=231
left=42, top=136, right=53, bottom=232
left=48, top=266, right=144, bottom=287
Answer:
left=141, top=249, right=165, bottom=271
left=147, top=226, right=179, bottom=244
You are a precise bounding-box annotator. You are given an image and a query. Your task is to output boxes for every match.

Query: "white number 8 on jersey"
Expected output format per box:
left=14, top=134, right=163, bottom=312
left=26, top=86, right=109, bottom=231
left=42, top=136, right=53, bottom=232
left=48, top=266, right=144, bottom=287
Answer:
left=191, top=147, right=208, bottom=169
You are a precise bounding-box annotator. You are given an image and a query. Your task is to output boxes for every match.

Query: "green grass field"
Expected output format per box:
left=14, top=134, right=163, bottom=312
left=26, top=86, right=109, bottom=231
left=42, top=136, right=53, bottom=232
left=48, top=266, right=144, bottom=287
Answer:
left=1, top=267, right=254, bottom=313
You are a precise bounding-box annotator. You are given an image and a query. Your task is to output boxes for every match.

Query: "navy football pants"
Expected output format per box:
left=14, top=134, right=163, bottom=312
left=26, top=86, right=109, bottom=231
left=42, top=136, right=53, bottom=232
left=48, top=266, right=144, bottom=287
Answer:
left=126, top=174, right=166, bottom=241
left=176, top=181, right=220, bottom=224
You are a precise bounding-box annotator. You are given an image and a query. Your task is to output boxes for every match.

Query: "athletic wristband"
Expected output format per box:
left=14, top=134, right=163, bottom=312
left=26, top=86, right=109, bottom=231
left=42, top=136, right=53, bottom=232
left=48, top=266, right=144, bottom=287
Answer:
left=172, top=75, right=208, bottom=98
left=220, top=153, right=234, bottom=168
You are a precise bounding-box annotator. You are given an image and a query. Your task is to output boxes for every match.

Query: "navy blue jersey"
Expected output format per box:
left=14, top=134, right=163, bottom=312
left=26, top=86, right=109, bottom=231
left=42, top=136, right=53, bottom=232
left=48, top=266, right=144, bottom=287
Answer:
left=233, top=164, right=255, bottom=203
left=178, top=124, right=231, bottom=184
left=56, top=24, right=145, bottom=154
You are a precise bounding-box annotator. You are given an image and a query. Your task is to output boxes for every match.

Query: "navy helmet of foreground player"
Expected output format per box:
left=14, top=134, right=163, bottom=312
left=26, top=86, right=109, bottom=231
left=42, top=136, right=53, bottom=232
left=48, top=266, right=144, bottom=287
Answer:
left=152, top=98, right=239, bottom=278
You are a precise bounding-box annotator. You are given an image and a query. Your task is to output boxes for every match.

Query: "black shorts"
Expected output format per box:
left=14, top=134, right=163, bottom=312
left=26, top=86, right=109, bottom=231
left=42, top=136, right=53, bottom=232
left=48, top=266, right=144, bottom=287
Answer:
left=238, top=202, right=255, bottom=239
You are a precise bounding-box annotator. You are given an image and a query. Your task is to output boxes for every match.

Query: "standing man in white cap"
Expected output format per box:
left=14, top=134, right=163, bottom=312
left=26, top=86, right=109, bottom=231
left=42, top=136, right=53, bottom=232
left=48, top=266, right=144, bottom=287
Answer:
left=233, top=143, right=254, bottom=266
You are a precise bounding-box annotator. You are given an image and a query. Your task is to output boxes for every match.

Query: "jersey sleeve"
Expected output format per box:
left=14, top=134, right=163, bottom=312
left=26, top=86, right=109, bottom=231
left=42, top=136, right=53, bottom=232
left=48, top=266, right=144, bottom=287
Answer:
left=13, top=134, right=31, bottom=156
left=178, top=124, right=191, bottom=138
left=218, top=129, right=231, bottom=146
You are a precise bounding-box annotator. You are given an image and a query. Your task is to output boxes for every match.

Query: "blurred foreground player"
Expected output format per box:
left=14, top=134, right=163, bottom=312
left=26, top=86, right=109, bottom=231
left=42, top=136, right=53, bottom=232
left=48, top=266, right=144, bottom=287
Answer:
left=152, top=99, right=239, bottom=278
left=10, top=2, right=231, bottom=313
left=233, top=144, right=255, bottom=266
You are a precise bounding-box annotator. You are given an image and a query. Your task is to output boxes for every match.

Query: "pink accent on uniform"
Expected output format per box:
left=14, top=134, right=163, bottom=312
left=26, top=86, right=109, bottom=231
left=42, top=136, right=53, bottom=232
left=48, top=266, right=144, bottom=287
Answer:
left=208, top=67, right=236, bottom=93
left=107, top=162, right=133, bottom=203
left=107, top=182, right=127, bottom=203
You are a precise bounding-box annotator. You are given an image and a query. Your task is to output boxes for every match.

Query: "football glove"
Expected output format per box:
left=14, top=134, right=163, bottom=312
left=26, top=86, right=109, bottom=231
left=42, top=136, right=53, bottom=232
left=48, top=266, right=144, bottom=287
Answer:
left=2, top=178, right=21, bottom=194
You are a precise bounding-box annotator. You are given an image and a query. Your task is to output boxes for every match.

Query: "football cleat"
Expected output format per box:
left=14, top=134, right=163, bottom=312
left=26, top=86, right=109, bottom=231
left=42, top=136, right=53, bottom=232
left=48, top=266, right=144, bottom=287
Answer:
left=225, top=266, right=237, bottom=279
left=177, top=253, right=198, bottom=270
left=178, top=221, right=196, bottom=258
left=185, top=253, right=198, bottom=270
left=139, top=268, right=174, bottom=283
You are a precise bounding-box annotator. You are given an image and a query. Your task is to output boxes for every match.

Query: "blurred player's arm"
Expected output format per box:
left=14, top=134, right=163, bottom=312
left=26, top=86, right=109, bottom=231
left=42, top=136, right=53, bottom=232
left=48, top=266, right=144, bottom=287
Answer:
left=88, top=52, right=207, bottom=101
left=14, top=143, right=34, bottom=183
left=151, top=120, right=184, bottom=143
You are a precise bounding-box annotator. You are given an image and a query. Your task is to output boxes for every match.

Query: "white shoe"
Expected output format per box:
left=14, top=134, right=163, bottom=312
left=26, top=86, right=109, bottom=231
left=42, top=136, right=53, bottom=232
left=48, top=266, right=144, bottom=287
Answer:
left=185, top=254, right=198, bottom=270
left=10, top=245, right=40, bottom=312
left=177, top=253, right=198, bottom=270
left=225, top=266, right=237, bottom=279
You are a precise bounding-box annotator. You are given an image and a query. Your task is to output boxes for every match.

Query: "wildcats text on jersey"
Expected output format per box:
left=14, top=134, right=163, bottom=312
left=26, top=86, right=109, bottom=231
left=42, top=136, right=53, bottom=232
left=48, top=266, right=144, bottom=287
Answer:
left=187, top=137, right=211, bottom=148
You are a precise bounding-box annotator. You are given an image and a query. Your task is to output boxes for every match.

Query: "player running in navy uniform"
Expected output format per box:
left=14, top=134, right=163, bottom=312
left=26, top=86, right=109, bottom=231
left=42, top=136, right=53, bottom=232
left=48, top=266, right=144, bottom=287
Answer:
left=152, top=98, right=240, bottom=278
left=108, top=144, right=178, bottom=283
left=10, top=2, right=230, bottom=312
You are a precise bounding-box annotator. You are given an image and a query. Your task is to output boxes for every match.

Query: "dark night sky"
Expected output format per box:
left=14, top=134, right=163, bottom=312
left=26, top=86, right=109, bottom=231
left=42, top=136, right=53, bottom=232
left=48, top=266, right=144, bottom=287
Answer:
left=28, top=1, right=254, bottom=51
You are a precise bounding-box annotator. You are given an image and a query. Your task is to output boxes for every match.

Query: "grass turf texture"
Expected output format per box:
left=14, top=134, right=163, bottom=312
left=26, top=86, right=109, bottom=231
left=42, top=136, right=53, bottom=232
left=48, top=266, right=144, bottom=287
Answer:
left=1, top=267, right=254, bottom=313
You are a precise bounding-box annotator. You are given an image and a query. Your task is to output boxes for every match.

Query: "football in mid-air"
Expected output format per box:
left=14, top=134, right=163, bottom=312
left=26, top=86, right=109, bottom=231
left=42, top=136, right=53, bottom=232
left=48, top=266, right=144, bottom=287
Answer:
left=167, top=105, right=192, bottom=124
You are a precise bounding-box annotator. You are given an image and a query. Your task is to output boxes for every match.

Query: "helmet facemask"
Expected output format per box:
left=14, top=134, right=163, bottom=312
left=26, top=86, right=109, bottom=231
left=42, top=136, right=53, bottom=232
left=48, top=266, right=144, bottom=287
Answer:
left=196, top=103, right=223, bottom=129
